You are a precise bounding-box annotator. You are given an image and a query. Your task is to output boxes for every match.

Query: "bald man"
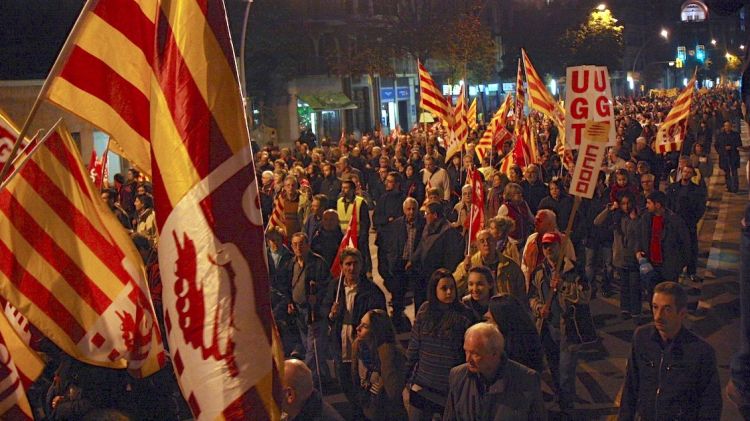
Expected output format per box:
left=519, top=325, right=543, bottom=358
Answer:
left=443, top=323, right=546, bottom=420
left=282, top=359, right=343, bottom=421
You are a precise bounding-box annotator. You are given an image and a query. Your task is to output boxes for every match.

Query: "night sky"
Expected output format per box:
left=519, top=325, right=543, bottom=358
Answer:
left=0, top=0, right=248, bottom=80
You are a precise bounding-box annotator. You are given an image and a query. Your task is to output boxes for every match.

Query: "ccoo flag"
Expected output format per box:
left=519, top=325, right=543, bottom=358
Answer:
left=0, top=123, right=164, bottom=377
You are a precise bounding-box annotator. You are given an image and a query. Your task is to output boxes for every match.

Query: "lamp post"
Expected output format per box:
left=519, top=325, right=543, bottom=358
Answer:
left=632, top=28, right=669, bottom=74
left=239, top=0, right=254, bottom=130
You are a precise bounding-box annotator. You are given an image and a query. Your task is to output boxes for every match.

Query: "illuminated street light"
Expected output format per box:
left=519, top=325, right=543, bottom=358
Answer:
left=711, top=39, right=717, bottom=45
left=741, top=45, right=746, bottom=50
left=596, top=3, right=607, bottom=11
left=660, top=29, right=669, bottom=39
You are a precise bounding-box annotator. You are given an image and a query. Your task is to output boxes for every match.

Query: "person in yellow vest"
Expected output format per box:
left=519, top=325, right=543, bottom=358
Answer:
left=337, top=178, right=372, bottom=274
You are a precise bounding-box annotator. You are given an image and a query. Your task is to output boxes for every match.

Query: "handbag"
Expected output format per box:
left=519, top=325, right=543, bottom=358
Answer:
left=564, top=302, right=599, bottom=346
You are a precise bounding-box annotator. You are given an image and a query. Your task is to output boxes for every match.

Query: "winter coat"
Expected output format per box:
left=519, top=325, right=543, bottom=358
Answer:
left=350, top=341, right=408, bottom=421
left=636, top=210, right=691, bottom=281
left=594, top=208, right=639, bottom=269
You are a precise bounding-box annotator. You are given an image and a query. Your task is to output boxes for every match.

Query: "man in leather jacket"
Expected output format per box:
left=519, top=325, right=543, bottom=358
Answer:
left=618, top=281, right=721, bottom=420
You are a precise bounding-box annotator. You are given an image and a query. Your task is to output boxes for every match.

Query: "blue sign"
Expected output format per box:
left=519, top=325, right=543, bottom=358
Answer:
left=381, top=88, right=395, bottom=102
left=397, top=87, right=410, bottom=100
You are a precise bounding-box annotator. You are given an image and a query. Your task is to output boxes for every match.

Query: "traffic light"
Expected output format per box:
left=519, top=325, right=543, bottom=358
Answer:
left=675, top=58, right=684, bottom=68
left=677, top=46, right=687, bottom=62
left=696, top=44, right=706, bottom=62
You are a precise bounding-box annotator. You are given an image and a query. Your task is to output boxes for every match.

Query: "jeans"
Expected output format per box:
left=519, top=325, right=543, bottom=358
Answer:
left=617, top=266, right=641, bottom=315
left=540, top=322, right=578, bottom=408
left=585, top=245, right=613, bottom=290
left=295, top=307, right=329, bottom=383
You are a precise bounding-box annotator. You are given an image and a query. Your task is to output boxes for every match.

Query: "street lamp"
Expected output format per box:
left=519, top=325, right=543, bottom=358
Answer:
left=632, top=29, right=670, bottom=73
left=741, top=45, right=746, bottom=50
left=596, top=3, right=607, bottom=11
left=711, top=39, right=717, bottom=46
left=660, top=29, right=669, bottom=39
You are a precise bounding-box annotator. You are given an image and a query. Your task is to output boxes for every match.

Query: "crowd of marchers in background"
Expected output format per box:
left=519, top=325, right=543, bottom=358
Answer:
left=30, top=87, right=740, bottom=420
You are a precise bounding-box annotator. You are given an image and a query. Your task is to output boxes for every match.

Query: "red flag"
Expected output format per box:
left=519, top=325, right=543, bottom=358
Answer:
left=331, top=203, right=359, bottom=278
left=513, top=122, right=532, bottom=169
left=466, top=169, right=485, bottom=245
left=87, top=149, right=98, bottom=182
left=94, top=144, right=109, bottom=189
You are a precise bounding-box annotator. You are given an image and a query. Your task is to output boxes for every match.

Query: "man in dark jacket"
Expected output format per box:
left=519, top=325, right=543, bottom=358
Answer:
left=519, top=164, right=548, bottom=214
left=619, top=282, right=721, bottom=420
left=715, top=120, right=741, bottom=193
left=311, top=209, right=343, bottom=268
left=377, top=197, right=425, bottom=332
left=636, top=191, right=691, bottom=301
left=281, top=233, right=333, bottom=384
left=443, top=323, right=546, bottom=421
left=666, top=165, right=707, bottom=281
left=411, top=201, right=464, bottom=310
left=319, top=163, right=341, bottom=209
left=324, top=247, right=386, bottom=402
left=282, top=359, right=344, bottom=421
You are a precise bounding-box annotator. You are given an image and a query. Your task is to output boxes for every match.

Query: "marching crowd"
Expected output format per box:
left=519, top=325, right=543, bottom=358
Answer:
left=28, top=87, right=740, bottom=420
left=256, top=87, right=741, bottom=420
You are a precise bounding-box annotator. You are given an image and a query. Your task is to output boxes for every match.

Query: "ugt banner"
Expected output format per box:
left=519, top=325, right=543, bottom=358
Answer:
left=564, top=66, right=615, bottom=149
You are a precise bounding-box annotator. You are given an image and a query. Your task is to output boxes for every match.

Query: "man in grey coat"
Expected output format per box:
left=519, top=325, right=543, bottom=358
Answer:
left=443, top=323, right=547, bottom=421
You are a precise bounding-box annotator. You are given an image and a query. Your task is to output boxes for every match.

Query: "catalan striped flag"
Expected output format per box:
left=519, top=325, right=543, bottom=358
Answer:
left=499, top=153, right=515, bottom=178
left=0, top=123, right=164, bottom=378
left=266, top=193, right=286, bottom=233
left=0, top=308, right=44, bottom=420
left=45, top=1, right=282, bottom=419
left=522, top=49, right=565, bottom=128
left=476, top=94, right=512, bottom=163
left=528, top=121, right=541, bottom=164
left=514, top=59, right=526, bottom=135
left=513, top=118, right=532, bottom=169
left=655, top=73, right=696, bottom=154
left=445, top=83, right=468, bottom=163
left=0, top=111, right=38, bottom=183
left=467, top=97, right=478, bottom=132
left=418, top=61, right=452, bottom=123
left=45, top=0, right=153, bottom=176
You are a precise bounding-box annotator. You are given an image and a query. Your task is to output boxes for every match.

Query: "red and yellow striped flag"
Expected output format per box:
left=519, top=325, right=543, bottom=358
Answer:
left=0, top=123, right=164, bottom=377
left=522, top=49, right=565, bottom=128
left=514, top=59, right=525, bottom=135
left=418, top=61, right=452, bottom=123
left=467, top=97, right=478, bottom=132
left=0, top=308, right=44, bottom=420
left=476, top=94, right=512, bottom=162
left=655, top=73, right=696, bottom=154
left=45, top=0, right=153, bottom=176
left=45, top=1, right=282, bottom=419
left=266, top=193, right=285, bottom=233
left=445, top=83, right=468, bottom=163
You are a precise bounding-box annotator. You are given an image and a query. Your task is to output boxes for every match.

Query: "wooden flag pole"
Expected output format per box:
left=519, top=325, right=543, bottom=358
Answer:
left=0, top=0, right=97, bottom=183
left=0, top=119, right=62, bottom=192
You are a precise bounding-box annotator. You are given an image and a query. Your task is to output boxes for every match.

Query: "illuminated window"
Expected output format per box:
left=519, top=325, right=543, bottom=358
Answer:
left=681, top=1, right=708, bottom=22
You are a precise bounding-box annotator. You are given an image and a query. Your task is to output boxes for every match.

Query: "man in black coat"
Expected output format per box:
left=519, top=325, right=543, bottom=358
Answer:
left=280, top=233, right=333, bottom=384
left=619, top=282, right=721, bottom=420
left=311, top=209, right=343, bottom=268
left=666, top=165, right=707, bottom=281
left=715, top=120, right=742, bottom=193
left=377, top=197, right=425, bottom=332
left=411, top=201, right=464, bottom=310
left=636, top=191, right=691, bottom=302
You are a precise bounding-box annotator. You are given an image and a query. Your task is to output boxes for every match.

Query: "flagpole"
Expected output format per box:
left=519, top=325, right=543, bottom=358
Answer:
left=0, top=0, right=98, bottom=183
left=0, top=119, right=61, bottom=191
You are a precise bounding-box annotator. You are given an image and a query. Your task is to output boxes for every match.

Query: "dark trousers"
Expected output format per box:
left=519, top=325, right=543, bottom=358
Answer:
left=388, top=260, right=418, bottom=314
left=617, top=266, right=641, bottom=315
left=726, top=165, right=740, bottom=192
left=687, top=224, right=699, bottom=275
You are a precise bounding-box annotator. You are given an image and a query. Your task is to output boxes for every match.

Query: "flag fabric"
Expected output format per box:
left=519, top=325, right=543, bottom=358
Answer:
left=418, top=61, right=452, bottom=123
left=339, top=130, right=347, bottom=149
left=266, top=193, right=285, bottom=234
left=476, top=94, right=512, bottom=162
left=522, top=49, right=565, bottom=128
left=45, top=1, right=153, bottom=176
left=0, top=123, right=164, bottom=378
left=513, top=119, right=532, bottom=169
left=514, top=59, right=526, bottom=135
left=0, top=110, right=37, bottom=177
left=466, top=169, right=484, bottom=245
left=0, top=309, right=44, bottom=420
left=44, top=1, right=282, bottom=418
left=87, top=149, right=99, bottom=182
left=528, top=121, right=541, bottom=165
left=499, top=153, right=514, bottom=178
left=147, top=1, right=281, bottom=419
left=96, top=144, right=110, bottom=188
left=331, top=203, right=359, bottom=278
left=445, top=84, right=469, bottom=163
left=655, top=74, right=696, bottom=154
left=467, top=97, right=478, bottom=132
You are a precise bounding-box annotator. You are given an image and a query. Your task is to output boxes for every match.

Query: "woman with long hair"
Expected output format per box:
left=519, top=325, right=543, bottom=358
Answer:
left=460, top=266, right=496, bottom=322
left=351, top=309, right=408, bottom=421
left=405, top=269, right=473, bottom=421
left=486, top=294, right=545, bottom=374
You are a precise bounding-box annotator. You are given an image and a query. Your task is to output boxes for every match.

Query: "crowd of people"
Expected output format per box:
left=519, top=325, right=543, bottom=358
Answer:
left=257, top=87, right=741, bottom=420
left=25, top=87, right=741, bottom=420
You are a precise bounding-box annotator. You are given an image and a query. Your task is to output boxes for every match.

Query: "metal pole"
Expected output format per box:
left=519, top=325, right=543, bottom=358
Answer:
left=239, top=0, right=254, bottom=131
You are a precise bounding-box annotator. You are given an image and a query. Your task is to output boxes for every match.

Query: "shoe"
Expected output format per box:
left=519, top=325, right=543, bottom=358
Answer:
left=689, top=274, right=703, bottom=283
left=620, top=311, right=632, bottom=320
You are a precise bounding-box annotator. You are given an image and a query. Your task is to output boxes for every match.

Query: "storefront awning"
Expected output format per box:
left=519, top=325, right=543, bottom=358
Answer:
left=298, top=92, right=357, bottom=111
